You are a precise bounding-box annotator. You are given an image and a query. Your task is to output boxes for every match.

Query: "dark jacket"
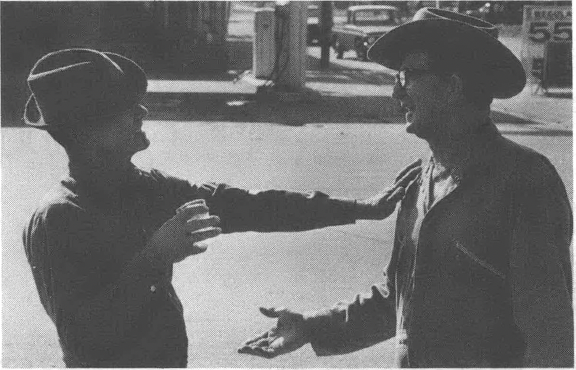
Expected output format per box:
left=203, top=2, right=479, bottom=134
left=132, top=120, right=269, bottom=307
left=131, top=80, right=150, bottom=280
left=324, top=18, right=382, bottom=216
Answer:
left=306, top=124, right=573, bottom=367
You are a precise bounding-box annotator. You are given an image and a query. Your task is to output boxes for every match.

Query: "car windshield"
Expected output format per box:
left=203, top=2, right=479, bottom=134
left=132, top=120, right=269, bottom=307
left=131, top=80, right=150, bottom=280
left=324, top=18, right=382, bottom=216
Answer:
left=354, top=9, right=398, bottom=26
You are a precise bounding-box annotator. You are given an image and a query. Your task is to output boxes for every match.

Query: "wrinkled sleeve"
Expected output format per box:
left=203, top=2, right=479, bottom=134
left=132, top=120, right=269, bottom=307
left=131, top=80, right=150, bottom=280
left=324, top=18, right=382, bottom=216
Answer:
left=509, top=157, right=573, bottom=367
left=23, top=205, right=172, bottom=364
left=304, top=265, right=397, bottom=356
left=149, top=170, right=358, bottom=233
left=192, top=182, right=358, bottom=233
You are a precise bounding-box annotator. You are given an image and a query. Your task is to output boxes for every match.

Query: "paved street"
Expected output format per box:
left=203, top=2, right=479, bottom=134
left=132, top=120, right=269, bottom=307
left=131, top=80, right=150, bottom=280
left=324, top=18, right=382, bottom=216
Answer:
left=2, top=121, right=571, bottom=367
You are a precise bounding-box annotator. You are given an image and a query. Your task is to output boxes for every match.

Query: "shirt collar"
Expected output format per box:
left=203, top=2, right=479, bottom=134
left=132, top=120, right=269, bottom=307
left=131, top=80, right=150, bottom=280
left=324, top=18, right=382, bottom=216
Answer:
left=66, top=161, right=142, bottom=194
left=428, top=119, right=502, bottom=183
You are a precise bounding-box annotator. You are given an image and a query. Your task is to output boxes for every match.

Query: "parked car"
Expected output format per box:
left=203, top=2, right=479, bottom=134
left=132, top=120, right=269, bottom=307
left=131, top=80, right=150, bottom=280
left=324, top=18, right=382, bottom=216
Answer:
left=331, top=5, right=401, bottom=60
left=307, top=4, right=320, bottom=45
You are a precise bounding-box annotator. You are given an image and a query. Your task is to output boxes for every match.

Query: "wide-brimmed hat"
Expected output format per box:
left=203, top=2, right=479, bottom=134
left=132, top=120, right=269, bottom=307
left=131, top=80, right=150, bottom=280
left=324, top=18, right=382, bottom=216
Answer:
left=24, top=48, right=147, bottom=129
left=367, top=8, right=526, bottom=98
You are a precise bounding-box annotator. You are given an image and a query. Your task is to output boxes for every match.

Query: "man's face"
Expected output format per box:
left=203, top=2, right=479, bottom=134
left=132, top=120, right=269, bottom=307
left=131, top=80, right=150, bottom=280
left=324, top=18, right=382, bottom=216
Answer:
left=392, top=51, right=451, bottom=141
left=82, top=104, right=150, bottom=159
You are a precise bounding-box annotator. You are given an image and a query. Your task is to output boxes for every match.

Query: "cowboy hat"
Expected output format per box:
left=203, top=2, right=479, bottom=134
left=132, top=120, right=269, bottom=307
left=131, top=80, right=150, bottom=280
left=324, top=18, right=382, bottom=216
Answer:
left=367, top=8, right=526, bottom=98
left=24, top=48, right=147, bottom=129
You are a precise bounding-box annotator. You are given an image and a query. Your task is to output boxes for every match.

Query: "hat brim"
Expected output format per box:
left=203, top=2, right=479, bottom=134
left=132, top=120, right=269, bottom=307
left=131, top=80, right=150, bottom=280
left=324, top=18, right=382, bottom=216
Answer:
left=23, top=51, right=147, bottom=129
left=367, top=19, right=526, bottom=98
left=23, top=95, right=49, bottom=128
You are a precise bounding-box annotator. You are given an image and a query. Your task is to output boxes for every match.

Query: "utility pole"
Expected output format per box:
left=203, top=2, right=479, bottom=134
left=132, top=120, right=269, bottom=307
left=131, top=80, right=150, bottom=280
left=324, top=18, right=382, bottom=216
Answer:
left=319, top=1, right=333, bottom=69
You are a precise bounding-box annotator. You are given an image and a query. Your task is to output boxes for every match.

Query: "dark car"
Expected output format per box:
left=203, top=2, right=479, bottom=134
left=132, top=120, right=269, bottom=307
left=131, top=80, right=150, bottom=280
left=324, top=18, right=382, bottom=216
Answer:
left=331, top=5, right=402, bottom=60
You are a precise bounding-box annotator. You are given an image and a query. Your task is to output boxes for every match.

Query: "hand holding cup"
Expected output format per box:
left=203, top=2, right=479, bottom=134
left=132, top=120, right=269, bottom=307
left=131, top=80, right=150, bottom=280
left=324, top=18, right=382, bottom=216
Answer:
left=145, top=199, right=221, bottom=264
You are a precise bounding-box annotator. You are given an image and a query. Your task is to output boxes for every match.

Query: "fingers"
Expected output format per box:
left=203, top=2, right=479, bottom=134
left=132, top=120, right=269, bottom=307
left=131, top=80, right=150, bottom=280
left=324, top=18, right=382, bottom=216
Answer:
left=238, top=331, right=279, bottom=359
left=241, top=331, right=270, bottom=347
left=238, top=344, right=277, bottom=358
left=186, top=225, right=221, bottom=255
left=394, top=158, right=422, bottom=182
left=387, top=186, right=406, bottom=204
left=187, top=215, right=220, bottom=232
left=176, top=199, right=206, bottom=214
left=238, top=330, right=274, bottom=357
left=259, top=307, right=286, bottom=318
left=394, top=166, right=422, bottom=189
left=189, top=227, right=222, bottom=246
left=176, top=200, right=209, bottom=220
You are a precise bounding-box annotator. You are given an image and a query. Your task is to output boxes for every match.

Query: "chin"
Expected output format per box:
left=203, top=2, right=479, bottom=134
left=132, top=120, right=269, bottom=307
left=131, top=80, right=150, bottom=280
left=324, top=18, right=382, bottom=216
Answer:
left=405, top=121, right=422, bottom=137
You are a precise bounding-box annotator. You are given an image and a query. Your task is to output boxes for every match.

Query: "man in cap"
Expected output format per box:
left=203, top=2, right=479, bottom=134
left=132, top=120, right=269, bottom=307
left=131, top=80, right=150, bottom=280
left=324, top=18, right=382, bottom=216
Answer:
left=22, top=48, right=421, bottom=367
left=238, top=8, right=572, bottom=367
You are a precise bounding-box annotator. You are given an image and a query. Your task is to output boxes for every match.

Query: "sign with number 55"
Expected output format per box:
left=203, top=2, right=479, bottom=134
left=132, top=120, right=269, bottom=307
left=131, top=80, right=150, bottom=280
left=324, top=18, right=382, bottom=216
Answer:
left=522, top=6, right=571, bottom=82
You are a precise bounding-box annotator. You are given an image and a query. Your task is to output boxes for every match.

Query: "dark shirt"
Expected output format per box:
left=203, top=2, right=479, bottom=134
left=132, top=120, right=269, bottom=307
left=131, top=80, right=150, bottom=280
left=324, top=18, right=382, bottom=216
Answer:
left=23, top=164, right=357, bottom=367
left=395, top=159, right=462, bottom=366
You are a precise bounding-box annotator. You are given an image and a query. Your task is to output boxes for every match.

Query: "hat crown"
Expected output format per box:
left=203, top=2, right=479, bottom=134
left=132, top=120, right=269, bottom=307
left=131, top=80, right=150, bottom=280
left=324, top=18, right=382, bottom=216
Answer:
left=366, top=8, right=526, bottom=98
left=413, top=7, right=498, bottom=38
left=24, top=48, right=147, bottom=128
left=27, top=49, right=123, bottom=101
left=28, top=48, right=121, bottom=78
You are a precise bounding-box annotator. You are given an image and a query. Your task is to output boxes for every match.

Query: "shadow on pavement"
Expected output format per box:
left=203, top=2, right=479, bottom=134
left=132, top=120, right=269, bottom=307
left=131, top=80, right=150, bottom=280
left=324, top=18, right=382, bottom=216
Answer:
left=143, top=92, right=404, bottom=125
left=499, top=129, right=572, bottom=137
left=141, top=92, right=542, bottom=126
left=543, top=91, right=572, bottom=99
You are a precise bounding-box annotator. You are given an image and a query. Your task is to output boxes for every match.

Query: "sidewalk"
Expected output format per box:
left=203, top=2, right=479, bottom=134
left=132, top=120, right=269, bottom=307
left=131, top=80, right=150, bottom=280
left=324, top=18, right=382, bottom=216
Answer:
left=144, top=54, right=402, bottom=125
left=145, top=48, right=572, bottom=134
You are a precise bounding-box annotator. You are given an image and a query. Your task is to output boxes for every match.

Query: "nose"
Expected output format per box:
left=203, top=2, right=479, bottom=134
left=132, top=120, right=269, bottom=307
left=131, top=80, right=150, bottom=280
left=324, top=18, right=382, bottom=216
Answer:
left=136, top=104, right=148, bottom=120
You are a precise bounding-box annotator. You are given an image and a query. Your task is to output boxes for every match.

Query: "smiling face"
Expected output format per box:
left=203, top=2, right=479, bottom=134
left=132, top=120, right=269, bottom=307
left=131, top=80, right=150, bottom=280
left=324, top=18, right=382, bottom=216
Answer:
left=79, top=104, right=150, bottom=160
left=392, top=51, right=452, bottom=142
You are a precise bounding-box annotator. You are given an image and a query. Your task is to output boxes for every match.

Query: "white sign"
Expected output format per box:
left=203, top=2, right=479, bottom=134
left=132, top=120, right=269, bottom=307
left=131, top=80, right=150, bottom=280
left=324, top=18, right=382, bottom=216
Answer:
left=521, top=6, right=571, bottom=82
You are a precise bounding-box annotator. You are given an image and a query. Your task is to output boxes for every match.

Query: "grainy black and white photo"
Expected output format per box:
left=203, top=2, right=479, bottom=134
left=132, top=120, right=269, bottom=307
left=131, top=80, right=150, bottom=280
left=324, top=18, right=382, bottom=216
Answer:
left=2, top=1, right=572, bottom=368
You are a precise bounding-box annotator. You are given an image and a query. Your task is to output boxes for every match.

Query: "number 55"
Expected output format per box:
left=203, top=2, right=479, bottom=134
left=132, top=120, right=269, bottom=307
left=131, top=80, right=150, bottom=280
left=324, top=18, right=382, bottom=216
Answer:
left=553, top=22, right=571, bottom=41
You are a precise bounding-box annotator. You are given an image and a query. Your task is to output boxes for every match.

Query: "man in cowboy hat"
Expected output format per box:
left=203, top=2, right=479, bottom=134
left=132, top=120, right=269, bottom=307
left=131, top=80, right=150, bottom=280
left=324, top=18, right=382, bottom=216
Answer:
left=22, top=48, right=421, bottom=367
left=238, top=8, right=572, bottom=367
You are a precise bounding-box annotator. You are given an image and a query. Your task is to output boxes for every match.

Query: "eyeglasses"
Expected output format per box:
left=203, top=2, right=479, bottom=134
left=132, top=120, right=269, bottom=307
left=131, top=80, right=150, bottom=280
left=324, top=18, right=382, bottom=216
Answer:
left=395, top=68, right=436, bottom=88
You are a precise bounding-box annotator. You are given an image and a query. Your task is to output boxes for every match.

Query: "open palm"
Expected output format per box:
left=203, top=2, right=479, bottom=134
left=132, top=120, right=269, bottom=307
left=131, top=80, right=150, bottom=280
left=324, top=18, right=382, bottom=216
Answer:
left=238, top=307, right=309, bottom=359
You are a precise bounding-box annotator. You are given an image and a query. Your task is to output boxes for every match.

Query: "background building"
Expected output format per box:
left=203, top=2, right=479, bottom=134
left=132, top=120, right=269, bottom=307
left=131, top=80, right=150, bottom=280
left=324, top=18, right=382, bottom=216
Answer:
left=1, top=1, right=231, bottom=121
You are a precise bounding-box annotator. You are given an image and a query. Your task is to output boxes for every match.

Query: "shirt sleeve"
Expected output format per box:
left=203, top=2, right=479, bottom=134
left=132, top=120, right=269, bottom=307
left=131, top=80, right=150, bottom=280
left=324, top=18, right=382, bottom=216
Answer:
left=151, top=170, right=358, bottom=233
left=509, top=157, right=573, bottom=367
left=304, top=265, right=397, bottom=356
left=196, top=184, right=358, bottom=233
left=23, top=204, right=174, bottom=364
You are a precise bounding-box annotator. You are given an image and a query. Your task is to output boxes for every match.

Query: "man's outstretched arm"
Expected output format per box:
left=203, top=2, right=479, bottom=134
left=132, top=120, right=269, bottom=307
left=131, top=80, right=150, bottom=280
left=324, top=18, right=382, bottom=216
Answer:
left=237, top=279, right=397, bottom=358
left=197, top=159, right=422, bottom=233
